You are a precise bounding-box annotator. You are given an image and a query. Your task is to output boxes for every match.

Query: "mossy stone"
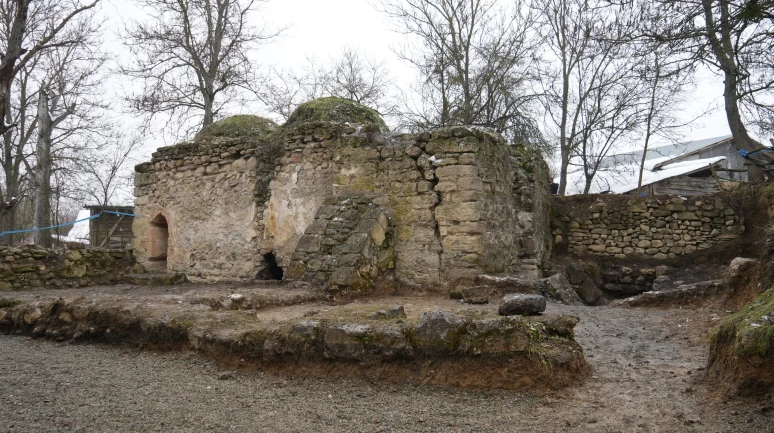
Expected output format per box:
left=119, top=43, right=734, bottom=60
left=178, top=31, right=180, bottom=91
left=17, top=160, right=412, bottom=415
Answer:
left=285, top=97, right=388, bottom=132
left=195, top=115, right=278, bottom=141
left=713, top=286, right=774, bottom=357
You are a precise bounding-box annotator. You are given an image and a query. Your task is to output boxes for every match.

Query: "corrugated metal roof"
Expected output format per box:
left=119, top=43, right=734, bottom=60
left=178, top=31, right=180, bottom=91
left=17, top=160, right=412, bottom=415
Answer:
left=600, top=135, right=733, bottom=168
left=567, top=135, right=735, bottom=195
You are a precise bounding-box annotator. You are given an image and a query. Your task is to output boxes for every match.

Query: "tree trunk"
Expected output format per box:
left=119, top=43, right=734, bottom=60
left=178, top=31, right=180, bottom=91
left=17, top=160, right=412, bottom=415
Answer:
left=33, top=89, right=52, bottom=247
left=722, top=73, right=764, bottom=181
left=701, top=0, right=764, bottom=181
left=0, top=0, right=30, bottom=135
left=558, top=79, right=570, bottom=196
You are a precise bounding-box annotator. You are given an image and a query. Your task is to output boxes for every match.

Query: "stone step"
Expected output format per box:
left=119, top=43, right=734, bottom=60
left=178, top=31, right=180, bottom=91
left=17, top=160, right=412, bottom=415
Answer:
left=123, top=273, right=187, bottom=286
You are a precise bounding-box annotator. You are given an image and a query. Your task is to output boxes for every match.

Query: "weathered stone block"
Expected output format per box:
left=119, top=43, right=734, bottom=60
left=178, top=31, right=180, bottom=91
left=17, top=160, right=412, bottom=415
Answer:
left=576, top=278, right=603, bottom=304
left=436, top=202, right=481, bottom=222
left=412, top=309, right=465, bottom=353
left=435, top=165, right=478, bottom=180
left=499, top=294, right=546, bottom=316
left=296, top=235, right=322, bottom=253
left=441, top=235, right=484, bottom=253
left=460, top=317, right=529, bottom=354
left=461, top=285, right=491, bottom=304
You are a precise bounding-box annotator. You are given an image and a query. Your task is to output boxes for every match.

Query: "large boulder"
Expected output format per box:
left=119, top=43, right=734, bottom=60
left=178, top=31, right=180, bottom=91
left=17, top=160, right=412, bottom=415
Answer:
left=499, top=294, right=546, bottom=316
left=565, top=263, right=588, bottom=285
left=728, top=257, right=757, bottom=281
left=285, top=97, right=389, bottom=132
left=540, top=273, right=584, bottom=305
left=412, top=309, right=466, bottom=353
left=576, top=278, right=603, bottom=305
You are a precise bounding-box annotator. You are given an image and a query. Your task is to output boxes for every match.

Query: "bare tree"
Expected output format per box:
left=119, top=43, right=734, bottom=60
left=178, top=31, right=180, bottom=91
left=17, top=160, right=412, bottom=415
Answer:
left=122, top=0, right=282, bottom=136
left=380, top=0, right=544, bottom=145
left=259, top=57, right=328, bottom=121
left=32, top=88, right=51, bottom=246
left=537, top=0, right=643, bottom=194
left=0, top=0, right=98, bottom=136
left=0, top=0, right=102, bottom=245
left=260, top=50, right=399, bottom=124
left=75, top=132, right=142, bottom=206
left=633, top=45, right=699, bottom=193
left=645, top=0, right=774, bottom=180
left=535, top=0, right=594, bottom=195
left=326, top=48, right=399, bottom=118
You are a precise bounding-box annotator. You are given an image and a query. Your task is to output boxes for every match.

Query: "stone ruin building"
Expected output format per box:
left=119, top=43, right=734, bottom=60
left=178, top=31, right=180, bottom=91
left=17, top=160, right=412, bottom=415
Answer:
left=133, top=97, right=552, bottom=291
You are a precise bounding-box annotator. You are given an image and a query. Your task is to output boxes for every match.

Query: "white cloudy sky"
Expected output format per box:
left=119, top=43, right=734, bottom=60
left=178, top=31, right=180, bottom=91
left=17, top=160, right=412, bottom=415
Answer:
left=99, top=0, right=734, bottom=162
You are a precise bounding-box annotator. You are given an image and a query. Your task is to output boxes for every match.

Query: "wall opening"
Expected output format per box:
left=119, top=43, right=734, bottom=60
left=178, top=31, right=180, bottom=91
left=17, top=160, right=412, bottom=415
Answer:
left=148, top=214, right=169, bottom=264
left=257, top=252, right=284, bottom=280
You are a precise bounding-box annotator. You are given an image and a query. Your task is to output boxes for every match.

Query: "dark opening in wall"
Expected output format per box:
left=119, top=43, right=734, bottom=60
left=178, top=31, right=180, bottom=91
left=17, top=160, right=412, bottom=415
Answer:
left=258, top=252, right=284, bottom=280
left=149, top=214, right=169, bottom=265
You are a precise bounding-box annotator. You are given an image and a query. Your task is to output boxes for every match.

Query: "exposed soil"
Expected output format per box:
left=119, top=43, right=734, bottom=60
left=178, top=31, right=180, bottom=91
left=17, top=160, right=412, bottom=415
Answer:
left=2, top=285, right=773, bottom=432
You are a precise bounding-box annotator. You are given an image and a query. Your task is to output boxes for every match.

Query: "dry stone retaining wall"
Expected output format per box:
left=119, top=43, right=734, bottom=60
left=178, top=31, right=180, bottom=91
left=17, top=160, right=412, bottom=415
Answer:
left=0, top=246, right=133, bottom=290
left=555, top=196, right=744, bottom=259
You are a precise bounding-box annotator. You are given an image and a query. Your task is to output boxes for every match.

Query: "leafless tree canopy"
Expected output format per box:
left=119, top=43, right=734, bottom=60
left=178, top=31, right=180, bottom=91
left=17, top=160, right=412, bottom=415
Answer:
left=0, top=0, right=105, bottom=244
left=642, top=0, right=774, bottom=178
left=259, top=49, right=399, bottom=123
left=122, top=0, right=281, bottom=136
left=379, top=0, right=545, bottom=147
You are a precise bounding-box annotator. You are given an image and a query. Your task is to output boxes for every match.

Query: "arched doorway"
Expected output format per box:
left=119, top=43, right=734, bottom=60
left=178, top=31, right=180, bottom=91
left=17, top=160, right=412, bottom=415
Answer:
left=149, top=214, right=169, bottom=266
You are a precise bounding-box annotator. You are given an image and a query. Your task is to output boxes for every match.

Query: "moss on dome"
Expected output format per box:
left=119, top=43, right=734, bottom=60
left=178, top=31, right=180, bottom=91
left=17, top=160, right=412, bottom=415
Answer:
left=285, top=97, right=388, bottom=132
left=195, top=115, right=278, bottom=141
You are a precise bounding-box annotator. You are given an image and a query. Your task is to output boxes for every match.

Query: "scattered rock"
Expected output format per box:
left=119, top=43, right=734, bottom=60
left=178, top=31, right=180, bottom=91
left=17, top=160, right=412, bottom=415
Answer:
left=729, top=257, right=757, bottom=279
left=652, top=275, right=671, bottom=291
left=23, top=306, right=42, bottom=325
left=368, top=310, right=389, bottom=319
left=324, top=324, right=373, bottom=360
left=499, top=294, right=546, bottom=316
left=540, top=274, right=584, bottom=305
left=461, top=286, right=491, bottom=304
left=565, top=263, right=587, bottom=285
left=291, top=320, right=320, bottom=338
left=217, top=371, right=236, bottom=380
left=615, top=280, right=727, bottom=307
left=576, top=279, right=603, bottom=305
left=388, top=305, right=406, bottom=319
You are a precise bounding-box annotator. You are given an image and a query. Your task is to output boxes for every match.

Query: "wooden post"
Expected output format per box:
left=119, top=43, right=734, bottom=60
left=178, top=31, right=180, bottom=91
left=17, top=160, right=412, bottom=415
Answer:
left=99, top=214, right=125, bottom=248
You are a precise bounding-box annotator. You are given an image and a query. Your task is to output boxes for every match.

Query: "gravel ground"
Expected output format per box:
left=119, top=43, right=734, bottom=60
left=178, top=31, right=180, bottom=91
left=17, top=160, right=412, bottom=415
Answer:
left=2, top=302, right=773, bottom=433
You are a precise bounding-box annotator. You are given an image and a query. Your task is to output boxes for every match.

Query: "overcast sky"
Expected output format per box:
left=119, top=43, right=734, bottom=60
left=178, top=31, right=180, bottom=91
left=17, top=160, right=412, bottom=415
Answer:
left=100, top=0, right=734, bottom=162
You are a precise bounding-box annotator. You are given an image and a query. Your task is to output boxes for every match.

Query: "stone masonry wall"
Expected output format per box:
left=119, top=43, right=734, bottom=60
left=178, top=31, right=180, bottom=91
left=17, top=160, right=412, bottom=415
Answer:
left=134, top=113, right=551, bottom=288
left=133, top=137, right=281, bottom=281
left=264, top=123, right=551, bottom=288
left=286, top=196, right=392, bottom=291
left=554, top=196, right=745, bottom=259
left=0, top=246, right=133, bottom=290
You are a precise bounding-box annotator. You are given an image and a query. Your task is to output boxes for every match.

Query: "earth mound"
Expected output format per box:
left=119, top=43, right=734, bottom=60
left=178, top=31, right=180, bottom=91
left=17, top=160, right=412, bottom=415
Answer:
left=195, top=115, right=278, bottom=141
left=285, top=97, right=388, bottom=132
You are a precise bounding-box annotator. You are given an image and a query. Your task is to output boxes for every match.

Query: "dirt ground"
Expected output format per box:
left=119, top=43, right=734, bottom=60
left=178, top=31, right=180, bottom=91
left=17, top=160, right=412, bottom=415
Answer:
left=1, top=285, right=773, bottom=432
